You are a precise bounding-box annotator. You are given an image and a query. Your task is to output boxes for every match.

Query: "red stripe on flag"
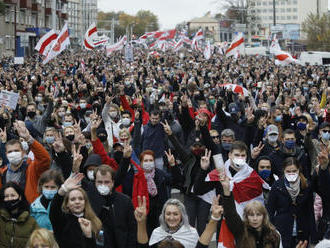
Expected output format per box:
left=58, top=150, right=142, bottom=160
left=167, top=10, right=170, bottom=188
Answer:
left=276, top=54, right=289, bottom=61
left=39, top=33, right=57, bottom=55
left=232, top=170, right=263, bottom=203
left=58, top=29, right=69, bottom=44
left=226, top=37, right=244, bottom=54
left=88, top=26, right=97, bottom=36
left=94, top=39, right=107, bottom=45
left=84, top=39, right=94, bottom=49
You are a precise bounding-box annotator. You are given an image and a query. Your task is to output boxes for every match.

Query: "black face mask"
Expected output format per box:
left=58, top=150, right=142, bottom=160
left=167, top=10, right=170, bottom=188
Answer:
left=113, top=151, right=123, bottom=164
left=98, top=135, right=107, bottom=143
left=231, top=113, right=239, bottom=122
left=27, top=111, right=36, bottom=119
left=4, top=199, right=21, bottom=212
left=66, top=135, right=75, bottom=141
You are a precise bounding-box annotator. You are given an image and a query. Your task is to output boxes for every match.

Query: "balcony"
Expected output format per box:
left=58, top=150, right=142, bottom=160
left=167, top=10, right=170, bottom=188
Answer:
left=45, top=7, right=51, bottom=15
left=31, top=2, right=40, bottom=11
left=20, top=0, right=32, bottom=9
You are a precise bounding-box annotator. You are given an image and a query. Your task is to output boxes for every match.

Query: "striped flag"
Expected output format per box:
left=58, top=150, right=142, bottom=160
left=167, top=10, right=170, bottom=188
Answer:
left=226, top=33, right=244, bottom=57
left=35, top=29, right=58, bottom=56
left=83, top=23, right=97, bottom=50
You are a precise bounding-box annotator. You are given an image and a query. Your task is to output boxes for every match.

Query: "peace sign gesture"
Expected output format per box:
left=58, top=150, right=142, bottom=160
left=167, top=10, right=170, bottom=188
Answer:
left=0, top=127, right=7, bottom=143
left=134, top=195, right=147, bottom=223
left=91, top=116, right=102, bottom=132
left=200, top=149, right=212, bottom=170
left=251, top=142, right=264, bottom=160
left=161, top=120, right=172, bottom=136
left=73, top=119, right=81, bottom=134
left=53, top=132, right=65, bottom=153
left=165, top=149, right=175, bottom=166
left=72, top=144, right=83, bottom=173
left=211, top=195, right=223, bottom=221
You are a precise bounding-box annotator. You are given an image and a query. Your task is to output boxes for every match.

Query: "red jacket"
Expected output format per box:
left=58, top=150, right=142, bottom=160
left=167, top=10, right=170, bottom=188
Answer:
left=0, top=140, right=51, bottom=203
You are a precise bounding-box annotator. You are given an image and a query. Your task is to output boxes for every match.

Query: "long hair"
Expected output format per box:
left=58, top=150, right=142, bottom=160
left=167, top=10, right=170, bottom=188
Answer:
left=26, top=228, right=59, bottom=248
left=0, top=182, right=30, bottom=213
left=283, top=157, right=308, bottom=189
left=159, top=199, right=190, bottom=232
left=62, top=188, right=102, bottom=236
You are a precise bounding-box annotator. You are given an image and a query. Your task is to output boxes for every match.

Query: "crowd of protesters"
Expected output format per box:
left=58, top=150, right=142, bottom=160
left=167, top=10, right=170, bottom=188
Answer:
left=0, top=48, right=329, bottom=248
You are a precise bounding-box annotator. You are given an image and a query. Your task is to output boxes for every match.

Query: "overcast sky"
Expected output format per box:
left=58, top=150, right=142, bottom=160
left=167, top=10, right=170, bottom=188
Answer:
left=97, top=0, right=218, bottom=29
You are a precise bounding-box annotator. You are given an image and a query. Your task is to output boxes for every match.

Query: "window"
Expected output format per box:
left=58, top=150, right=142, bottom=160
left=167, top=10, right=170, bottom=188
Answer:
left=263, top=1, right=267, bottom=6
left=281, top=16, right=286, bottom=20
left=293, top=0, right=297, bottom=4
left=5, top=8, right=10, bottom=22
left=287, top=16, right=291, bottom=20
left=293, top=16, right=298, bottom=20
left=287, top=8, right=291, bottom=12
left=263, top=9, right=267, bottom=13
left=268, top=8, right=273, bottom=12
left=293, top=8, right=297, bottom=12
left=269, top=15, right=273, bottom=20
left=257, top=1, right=261, bottom=5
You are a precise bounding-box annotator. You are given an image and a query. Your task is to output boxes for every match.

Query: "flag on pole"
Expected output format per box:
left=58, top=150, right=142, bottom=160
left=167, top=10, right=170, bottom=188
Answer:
left=105, top=36, right=127, bottom=56
left=43, top=23, right=70, bottom=64
left=204, top=40, right=211, bottom=60
left=274, top=49, right=299, bottom=65
left=226, top=32, right=244, bottom=57
left=270, top=34, right=281, bottom=54
left=35, top=29, right=58, bottom=56
left=174, top=38, right=184, bottom=52
left=83, top=23, right=97, bottom=50
left=191, top=28, right=204, bottom=50
left=81, top=58, right=85, bottom=73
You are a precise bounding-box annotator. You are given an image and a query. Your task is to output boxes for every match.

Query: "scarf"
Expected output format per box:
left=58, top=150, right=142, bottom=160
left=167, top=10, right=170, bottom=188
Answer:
left=144, top=169, right=158, bottom=197
left=149, top=225, right=199, bottom=248
left=285, top=177, right=301, bottom=204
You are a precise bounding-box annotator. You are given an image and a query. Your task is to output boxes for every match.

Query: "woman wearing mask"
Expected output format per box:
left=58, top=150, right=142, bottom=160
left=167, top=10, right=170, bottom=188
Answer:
left=49, top=173, right=102, bottom=248
left=0, top=182, right=38, bottom=247
left=30, top=169, right=64, bottom=230
left=218, top=170, right=307, bottom=248
left=26, top=228, right=59, bottom=248
left=267, top=157, right=314, bottom=248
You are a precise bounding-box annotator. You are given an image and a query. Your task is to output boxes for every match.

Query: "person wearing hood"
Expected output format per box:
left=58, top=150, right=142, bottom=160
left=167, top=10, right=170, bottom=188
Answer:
left=0, top=182, right=39, bottom=248
left=83, top=153, right=102, bottom=181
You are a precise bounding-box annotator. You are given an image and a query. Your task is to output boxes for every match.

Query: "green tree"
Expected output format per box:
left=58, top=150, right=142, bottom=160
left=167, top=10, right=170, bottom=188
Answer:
left=0, top=1, right=6, bottom=15
left=302, top=13, right=330, bottom=51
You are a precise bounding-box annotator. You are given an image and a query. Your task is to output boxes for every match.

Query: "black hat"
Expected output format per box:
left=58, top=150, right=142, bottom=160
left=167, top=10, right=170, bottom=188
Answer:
left=83, top=154, right=102, bottom=169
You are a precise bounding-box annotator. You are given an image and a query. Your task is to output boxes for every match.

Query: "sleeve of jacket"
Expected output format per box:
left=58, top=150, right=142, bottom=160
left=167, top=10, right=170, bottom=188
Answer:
left=200, top=125, right=220, bottom=155
left=193, top=168, right=220, bottom=195
left=120, top=95, right=135, bottom=122
left=29, top=140, right=51, bottom=175
left=53, top=151, right=73, bottom=179
left=127, top=199, right=138, bottom=248
left=92, top=138, right=118, bottom=170
left=222, top=193, right=244, bottom=239
left=101, top=102, right=111, bottom=125
left=41, top=100, right=54, bottom=123
left=49, top=193, right=66, bottom=237
left=114, top=157, right=130, bottom=189
left=267, top=183, right=278, bottom=223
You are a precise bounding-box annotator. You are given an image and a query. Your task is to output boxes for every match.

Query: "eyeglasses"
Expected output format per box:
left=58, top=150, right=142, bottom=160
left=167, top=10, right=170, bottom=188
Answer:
left=211, top=136, right=220, bottom=139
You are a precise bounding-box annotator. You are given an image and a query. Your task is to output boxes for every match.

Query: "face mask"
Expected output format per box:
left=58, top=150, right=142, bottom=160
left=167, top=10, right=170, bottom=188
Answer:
left=143, top=161, right=155, bottom=171
left=98, top=135, right=107, bottom=143
left=4, top=199, right=21, bottom=211
left=84, top=117, right=90, bottom=123
left=122, top=118, right=131, bottom=126
left=21, top=141, right=29, bottom=151
left=45, top=136, right=55, bottom=144
left=42, top=189, right=57, bottom=200
left=66, top=135, right=75, bottom=141
left=303, top=87, right=309, bottom=91
left=27, top=111, right=36, bottom=119
left=7, top=152, right=22, bottom=166
left=97, top=184, right=110, bottom=196
left=87, top=170, right=94, bottom=181
left=285, top=172, right=299, bottom=182
left=259, top=169, right=271, bottom=180
left=36, top=96, right=43, bottom=102
left=274, top=115, right=282, bottom=123
left=321, top=132, right=330, bottom=141
left=222, top=142, right=232, bottom=151
left=284, top=140, right=295, bottom=149
left=109, top=111, right=117, bottom=118
left=85, top=143, right=92, bottom=149
left=113, top=151, right=123, bottom=164
left=232, top=157, right=246, bottom=170
left=231, top=113, right=239, bottom=122
left=63, top=122, right=72, bottom=127
left=125, top=81, right=131, bottom=86
left=58, top=112, right=65, bottom=117
left=268, top=135, right=278, bottom=143
left=80, top=103, right=86, bottom=109
left=297, top=122, right=306, bottom=131
left=209, top=99, right=216, bottom=105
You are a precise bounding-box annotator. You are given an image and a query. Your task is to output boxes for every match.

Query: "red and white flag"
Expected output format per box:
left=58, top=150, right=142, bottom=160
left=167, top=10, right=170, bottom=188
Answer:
left=204, top=40, right=211, bottom=60
left=43, top=23, right=70, bottom=64
left=226, top=32, right=244, bottom=57
left=139, top=31, right=156, bottom=40
left=83, top=23, right=98, bottom=50
left=35, top=29, right=58, bottom=56
left=270, top=34, right=281, bottom=54
left=174, top=38, right=184, bottom=52
left=206, top=159, right=268, bottom=248
left=148, top=51, right=160, bottom=57
left=191, top=29, right=204, bottom=50
left=81, top=58, right=85, bottom=73
left=105, top=35, right=127, bottom=56
left=274, top=49, right=299, bottom=65
left=158, top=29, right=176, bottom=41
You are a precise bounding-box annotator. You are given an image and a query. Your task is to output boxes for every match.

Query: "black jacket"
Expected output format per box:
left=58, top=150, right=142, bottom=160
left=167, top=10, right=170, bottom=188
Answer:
left=49, top=194, right=96, bottom=248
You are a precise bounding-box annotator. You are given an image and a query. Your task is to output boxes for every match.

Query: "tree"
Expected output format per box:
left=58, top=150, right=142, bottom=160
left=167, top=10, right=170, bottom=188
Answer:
left=302, top=13, right=330, bottom=51
left=0, top=1, right=6, bottom=16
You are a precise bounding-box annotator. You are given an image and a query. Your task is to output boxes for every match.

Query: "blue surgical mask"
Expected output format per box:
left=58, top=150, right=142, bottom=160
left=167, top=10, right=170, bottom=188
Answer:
left=297, top=122, right=306, bottom=131
left=222, top=142, right=232, bottom=151
left=259, top=169, right=271, bottom=180
left=63, top=121, right=72, bottom=127
left=45, top=136, right=55, bottom=144
left=42, top=189, right=58, bottom=200
left=321, top=132, right=330, bottom=141
left=284, top=140, right=295, bottom=149
left=274, top=115, right=282, bottom=123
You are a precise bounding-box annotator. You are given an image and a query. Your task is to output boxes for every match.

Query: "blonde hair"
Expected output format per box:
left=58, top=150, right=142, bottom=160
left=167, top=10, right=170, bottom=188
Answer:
left=62, top=188, right=102, bottom=236
left=26, top=228, right=59, bottom=248
left=119, top=128, right=131, bottom=138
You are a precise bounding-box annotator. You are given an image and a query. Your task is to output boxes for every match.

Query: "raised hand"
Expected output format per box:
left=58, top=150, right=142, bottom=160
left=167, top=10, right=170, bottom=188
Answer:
left=318, top=144, right=329, bottom=170
left=219, top=169, right=230, bottom=196
left=123, top=142, right=133, bottom=158
left=14, top=121, right=31, bottom=141
left=73, top=119, right=81, bottom=135
left=72, top=144, right=83, bottom=173
left=211, top=195, right=223, bottom=220
left=251, top=142, right=264, bottom=160
left=161, top=120, right=172, bottom=136
left=0, top=127, right=7, bottom=143
left=200, top=149, right=212, bottom=170
left=295, top=240, right=308, bottom=248
left=53, top=132, right=65, bottom=153
left=165, top=149, right=175, bottom=166
left=62, top=173, right=84, bottom=192
left=78, top=218, right=92, bottom=238
left=180, top=92, right=188, bottom=107
left=134, top=195, right=147, bottom=223
left=91, top=116, right=102, bottom=131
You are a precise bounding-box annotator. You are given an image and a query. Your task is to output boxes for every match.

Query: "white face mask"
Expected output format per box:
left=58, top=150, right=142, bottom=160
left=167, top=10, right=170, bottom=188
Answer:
left=7, top=152, right=23, bottom=166
left=109, top=111, right=117, bottom=118
left=21, top=141, right=29, bottom=151
left=143, top=161, right=155, bottom=171
left=87, top=170, right=94, bottom=181
left=122, top=118, right=131, bottom=126
left=232, top=157, right=246, bottom=170
left=285, top=173, right=299, bottom=183
left=268, top=135, right=278, bottom=143
left=97, top=185, right=110, bottom=196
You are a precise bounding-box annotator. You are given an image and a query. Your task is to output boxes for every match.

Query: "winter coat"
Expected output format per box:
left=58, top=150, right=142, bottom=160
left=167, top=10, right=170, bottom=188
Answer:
left=267, top=178, right=315, bottom=248
left=0, top=140, right=51, bottom=203
left=30, top=195, right=52, bottom=230
left=49, top=193, right=96, bottom=248
left=142, top=122, right=166, bottom=158
left=223, top=194, right=281, bottom=248
left=0, top=208, right=38, bottom=248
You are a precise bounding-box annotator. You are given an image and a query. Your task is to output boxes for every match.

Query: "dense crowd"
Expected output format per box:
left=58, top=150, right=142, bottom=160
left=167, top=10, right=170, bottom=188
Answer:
left=0, top=48, right=329, bottom=248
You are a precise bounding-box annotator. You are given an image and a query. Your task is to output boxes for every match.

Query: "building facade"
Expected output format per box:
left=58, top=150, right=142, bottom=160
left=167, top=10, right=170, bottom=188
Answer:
left=250, top=0, right=328, bottom=39
left=188, top=13, right=221, bottom=43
